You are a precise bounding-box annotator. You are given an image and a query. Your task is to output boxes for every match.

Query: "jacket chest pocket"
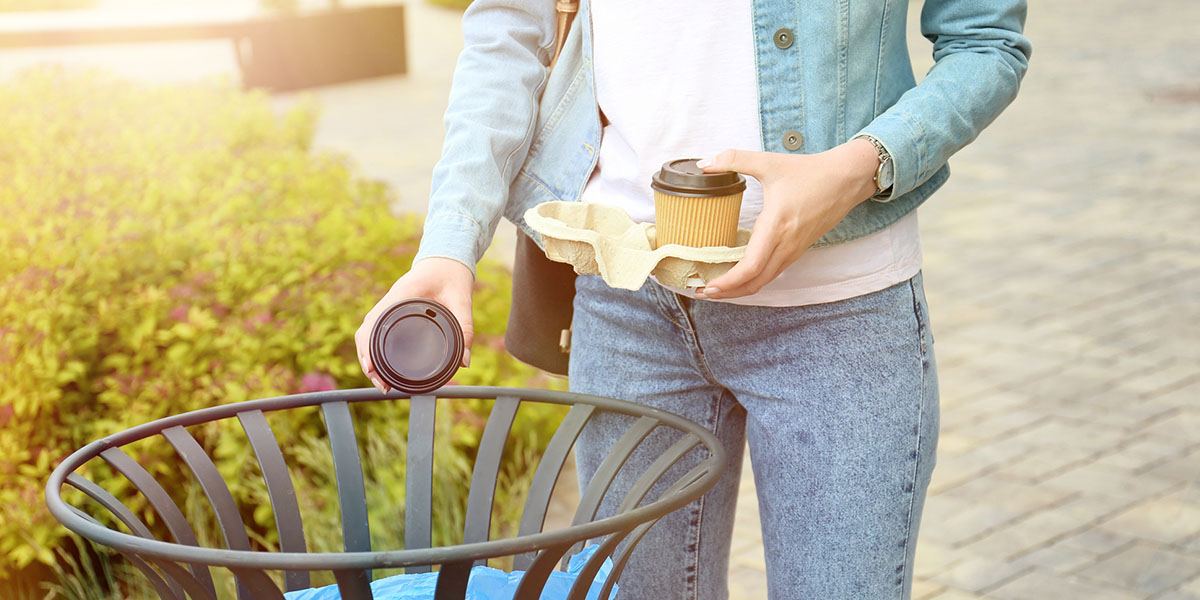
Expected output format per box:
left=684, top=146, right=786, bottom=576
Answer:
left=521, top=63, right=601, bottom=202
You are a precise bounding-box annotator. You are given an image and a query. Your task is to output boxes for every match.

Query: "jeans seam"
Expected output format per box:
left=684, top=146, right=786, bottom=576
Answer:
left=647, top=281, right=685, bottom=330
left=646, top=283, right=721, bottom=599
left=649, top=285, right=722, bottom=385
left=686, top=388, right=726, bottom=600
left=898, top=276, right=928, bottom=598
left=684, top=329, right=722, bottom=388
left=668, top=292, right=723, bottom=387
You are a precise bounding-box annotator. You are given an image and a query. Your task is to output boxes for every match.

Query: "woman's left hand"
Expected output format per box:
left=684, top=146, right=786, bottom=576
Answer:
left=694, top=138, right=883, bottom=299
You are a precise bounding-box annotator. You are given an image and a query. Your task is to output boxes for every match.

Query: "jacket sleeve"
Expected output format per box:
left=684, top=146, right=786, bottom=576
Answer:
left=411, top=0, right=557, bottom=274
left=857, top=0, right=1032, bottom=201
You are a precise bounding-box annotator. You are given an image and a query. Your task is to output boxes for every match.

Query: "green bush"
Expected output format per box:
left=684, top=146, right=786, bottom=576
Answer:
left=0, top=68, right=564, bottom=582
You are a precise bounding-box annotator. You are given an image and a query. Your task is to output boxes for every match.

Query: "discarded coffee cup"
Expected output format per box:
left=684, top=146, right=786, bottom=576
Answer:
left=369, top=298, right=463, bottom=394
left=651, top=158, right=746, bottom=248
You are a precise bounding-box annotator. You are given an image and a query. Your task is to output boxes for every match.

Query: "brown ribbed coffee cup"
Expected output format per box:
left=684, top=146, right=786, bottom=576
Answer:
left=651, top=158, right=746, bottom=248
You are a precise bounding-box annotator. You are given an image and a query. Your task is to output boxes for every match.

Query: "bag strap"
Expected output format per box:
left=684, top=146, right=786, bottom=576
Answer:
left=551, top=0, right=579, bottom=68
left=548, top=0, right=579, bottom=359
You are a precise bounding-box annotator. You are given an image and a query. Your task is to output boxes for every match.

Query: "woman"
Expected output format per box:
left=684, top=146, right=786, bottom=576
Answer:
left=357, top=0, right=1030, bottom=597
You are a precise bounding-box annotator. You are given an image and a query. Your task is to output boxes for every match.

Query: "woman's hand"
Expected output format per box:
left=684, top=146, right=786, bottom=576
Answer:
left=355, top=257, right=475, bottom=393
left=694, top=138, right=882, bottom=299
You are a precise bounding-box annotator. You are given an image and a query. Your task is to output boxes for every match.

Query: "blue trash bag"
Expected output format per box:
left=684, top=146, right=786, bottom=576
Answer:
left=283, top=544, right=618, bottom=600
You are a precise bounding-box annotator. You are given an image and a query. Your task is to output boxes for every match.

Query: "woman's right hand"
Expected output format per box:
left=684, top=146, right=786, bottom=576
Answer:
left=355, top=257, right=475, bottom=393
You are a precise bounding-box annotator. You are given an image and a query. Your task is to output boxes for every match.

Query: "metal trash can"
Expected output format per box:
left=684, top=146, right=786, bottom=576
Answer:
left=45, top=386, right=726, bottom=600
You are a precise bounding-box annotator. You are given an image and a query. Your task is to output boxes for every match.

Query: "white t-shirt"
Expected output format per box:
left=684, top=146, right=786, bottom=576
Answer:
left=578, top=0, right=922, bottom=307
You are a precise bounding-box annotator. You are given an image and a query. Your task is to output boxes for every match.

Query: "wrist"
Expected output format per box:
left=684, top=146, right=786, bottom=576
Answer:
left=412, top=256, right=475, bottom=283
left=837, top=138, right=881, bottom=208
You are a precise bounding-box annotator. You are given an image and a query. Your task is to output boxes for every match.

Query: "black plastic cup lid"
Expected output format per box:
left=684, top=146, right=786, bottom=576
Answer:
left=369, top=298, right=463, bottom=395
left=650, top=158, right=746, bottom=198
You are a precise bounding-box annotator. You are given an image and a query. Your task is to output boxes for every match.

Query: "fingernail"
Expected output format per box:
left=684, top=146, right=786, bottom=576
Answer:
left=696, top=158, right=712, bottom=169
left=463, top=348, right=471, bottom=368
left=703, top=286, right=721, bottom=296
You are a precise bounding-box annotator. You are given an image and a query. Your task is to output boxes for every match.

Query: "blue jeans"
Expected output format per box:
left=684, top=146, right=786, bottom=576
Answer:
left=568, top=273, right=940, bottom=600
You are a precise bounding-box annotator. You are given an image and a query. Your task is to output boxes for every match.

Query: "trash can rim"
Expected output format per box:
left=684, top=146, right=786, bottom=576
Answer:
left=46, top=386, right=727, bottom=571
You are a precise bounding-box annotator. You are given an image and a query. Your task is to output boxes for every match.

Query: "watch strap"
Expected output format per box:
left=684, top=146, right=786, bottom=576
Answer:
left=855, top=134, right=894, bottom=200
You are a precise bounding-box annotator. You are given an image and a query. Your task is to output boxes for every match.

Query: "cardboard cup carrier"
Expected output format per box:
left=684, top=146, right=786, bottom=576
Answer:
left=524, top=158, right=751, bottom=291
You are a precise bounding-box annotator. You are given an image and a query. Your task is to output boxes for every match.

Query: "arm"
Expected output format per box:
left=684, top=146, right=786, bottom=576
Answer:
left=357, top=3, right=555, bottom=391
left=411, top=0, right=557, bottom=274
left=858, top=0, right=1032, bottom=200
left=698, top=0, right=1032, bottom=299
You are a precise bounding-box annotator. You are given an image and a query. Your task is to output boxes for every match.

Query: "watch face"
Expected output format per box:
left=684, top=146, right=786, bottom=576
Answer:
left=876, top=159, right=895, bottom=191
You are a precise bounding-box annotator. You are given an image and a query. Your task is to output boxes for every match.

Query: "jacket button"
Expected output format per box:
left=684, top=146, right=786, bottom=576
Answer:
left=782, top=130, right=804, bottom=151
left=773, top=28, right=794, bottom=49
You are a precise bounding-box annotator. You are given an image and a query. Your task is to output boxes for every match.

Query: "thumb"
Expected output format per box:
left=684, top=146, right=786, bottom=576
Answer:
left=697, top=149, right=773, bottom=179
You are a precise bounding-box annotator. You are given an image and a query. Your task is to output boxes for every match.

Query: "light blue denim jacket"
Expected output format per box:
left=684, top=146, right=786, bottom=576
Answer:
left=413, top=0, right=1031, bottom=274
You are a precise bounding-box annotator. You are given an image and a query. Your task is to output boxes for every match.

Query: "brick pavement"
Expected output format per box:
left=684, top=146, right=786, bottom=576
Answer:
left=727, top=1, right=1200, bottom=598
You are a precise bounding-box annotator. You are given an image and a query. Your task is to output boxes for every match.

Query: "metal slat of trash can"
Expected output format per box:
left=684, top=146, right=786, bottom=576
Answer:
left=162, top=425, right=261, bottom=600
left=405, top=394, right=437, bottom=573
left=98, top=447, right=219, bottom=597
left=323, top=401, right=374, bottom=599
left=562, top=415, right=659, bottom=567
left=434, top=560, right=471, bottom=599
left=440, top=395, right=521, bottom=599
left=153, top=559, right=218, bottom=600
left=574, top=416, right=660, bottom=525
left=238, top=409, right=311, bottom=591
left=599, top=462, right=713, bottom=599
left=70, top=503, right=215, bottom=600
left=566, top=434, right=702, bottom=600
left=229, top=568, right=285, bottom=600
left=45, top=387, right=728, bottom=600
left=513, top=403, right=595, bottom=570
left=65, top=476, right=182, bottom=600
left=511, top=540, right=573, bottom=600
left=464, top=395, right=521, bottom=547
left=172, top=428, right=290, bottom=599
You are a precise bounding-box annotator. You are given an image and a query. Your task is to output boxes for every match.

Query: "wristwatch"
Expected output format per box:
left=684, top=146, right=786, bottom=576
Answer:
left=855, top=134, right=895, bottom=201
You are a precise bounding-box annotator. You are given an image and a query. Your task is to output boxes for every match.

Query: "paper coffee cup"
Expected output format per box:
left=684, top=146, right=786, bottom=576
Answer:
left=651, top=158, right=746, bottom=248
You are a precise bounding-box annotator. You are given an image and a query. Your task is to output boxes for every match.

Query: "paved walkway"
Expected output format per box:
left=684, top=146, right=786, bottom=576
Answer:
left=6, top=1, right=1196, bottom=597
left=730, top=1, right=1200, bottom=598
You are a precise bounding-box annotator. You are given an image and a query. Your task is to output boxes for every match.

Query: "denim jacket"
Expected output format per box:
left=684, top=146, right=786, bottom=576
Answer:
left=413, top=0, right=1031, bottom=273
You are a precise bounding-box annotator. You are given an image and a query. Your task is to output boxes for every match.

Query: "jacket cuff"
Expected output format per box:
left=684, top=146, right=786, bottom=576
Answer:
left=856, top=110, right=925, bottom=203
left=412, top=209, right=485, bottom=276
